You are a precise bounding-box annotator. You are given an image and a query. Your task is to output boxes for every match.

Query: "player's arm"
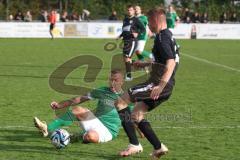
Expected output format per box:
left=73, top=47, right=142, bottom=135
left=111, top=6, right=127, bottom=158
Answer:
left=133, top=59, right=152, bottom=68
left=51, top=95, right=90, bottom=110
left=150, top=59, right=176, bottom=100
left=150, top=36, right=176, bottom=100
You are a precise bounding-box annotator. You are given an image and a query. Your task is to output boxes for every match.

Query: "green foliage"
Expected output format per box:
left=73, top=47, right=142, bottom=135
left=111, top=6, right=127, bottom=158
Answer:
left=0, top=0, right=238, bottom=20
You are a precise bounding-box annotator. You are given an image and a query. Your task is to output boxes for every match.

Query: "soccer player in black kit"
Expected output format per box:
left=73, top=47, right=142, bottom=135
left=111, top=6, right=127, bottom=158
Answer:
left=118, top=5, right=145, bottom=81
left=115, top=8, right=180, bottom=159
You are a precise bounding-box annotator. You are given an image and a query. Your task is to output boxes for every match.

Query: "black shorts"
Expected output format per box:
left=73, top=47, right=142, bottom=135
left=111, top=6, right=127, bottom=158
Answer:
left=50, top=23, right=55, bottom=30
left=128, top=82, right=174, bottom=111
left=123, top=39, right=137, bottom=58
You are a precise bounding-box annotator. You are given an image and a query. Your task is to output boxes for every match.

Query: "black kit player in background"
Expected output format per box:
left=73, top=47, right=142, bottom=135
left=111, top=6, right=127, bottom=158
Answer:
left=117, top=5, right=146, bottom=81
left=115, top=7, right=180, bottom=159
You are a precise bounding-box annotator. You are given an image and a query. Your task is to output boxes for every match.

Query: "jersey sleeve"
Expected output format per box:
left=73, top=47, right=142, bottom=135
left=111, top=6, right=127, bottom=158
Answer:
left=161, top=35, right=175, bottom=60
left=87, top=87, right=104, bottom=99
left=134, top=18, right=146, bottom=33
left=144, top=16, right=148, bottom=26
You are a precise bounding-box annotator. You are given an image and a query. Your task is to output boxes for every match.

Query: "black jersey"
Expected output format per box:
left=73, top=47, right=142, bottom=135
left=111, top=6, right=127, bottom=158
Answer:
left=150, top=29, right=179, bottom=85
left=120, top=16, right=145, bottom=40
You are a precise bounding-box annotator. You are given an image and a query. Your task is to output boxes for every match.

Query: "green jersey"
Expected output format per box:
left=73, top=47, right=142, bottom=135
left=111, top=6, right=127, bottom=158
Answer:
left=166, top=12, right=178, bottom=28
left=88, top=87, right=121, bottom=138
left=137, top=15, right=148, bottom=41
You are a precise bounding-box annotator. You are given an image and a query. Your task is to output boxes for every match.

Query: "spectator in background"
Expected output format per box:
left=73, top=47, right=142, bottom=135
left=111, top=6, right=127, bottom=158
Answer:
left=230, top=12, right=238, bottom=22
left=71, top=12, right=79, bottom=21
left=8, top=14, right=14, bottom=21
left=81, top=9, right=90, bottom=21
left=14, top=11, right=24, bottom=21
left=60, top=11, right=68, bottom=22
left=166, top=5, right=179, bottom=28
left=219, top=12, right=227, bottom=23
left=24, top=11, right=32, bottom=22
left=182, top=7, right=191, bottom=23
left=200, top=12, right=208, bottom=23
left=109, top=10, right=118, bottom=20
left=55, top=10, right=60, bottom=22
left=185, top=16, right=191, bottom=23
left=39, top=10, right=48, bottom=22
left=191, top=12, right=200, bottom=23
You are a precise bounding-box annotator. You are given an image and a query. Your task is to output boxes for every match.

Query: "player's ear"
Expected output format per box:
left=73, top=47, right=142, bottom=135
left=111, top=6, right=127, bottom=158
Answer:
left=83, top=130, right=99, bottom=143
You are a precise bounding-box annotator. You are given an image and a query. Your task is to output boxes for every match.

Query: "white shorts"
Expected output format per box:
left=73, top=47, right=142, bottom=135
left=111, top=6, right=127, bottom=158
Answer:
left=135, top=40, right=146, bottom=52
left=79, top=110, right=112, bottom=143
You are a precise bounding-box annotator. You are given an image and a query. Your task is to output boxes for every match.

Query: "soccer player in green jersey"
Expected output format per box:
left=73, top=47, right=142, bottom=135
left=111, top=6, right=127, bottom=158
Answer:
left=166, top=5, right=180, bottom=29
left=34, top=69, right=125, bottom=143
left=134, top=5, right=153, bottom=62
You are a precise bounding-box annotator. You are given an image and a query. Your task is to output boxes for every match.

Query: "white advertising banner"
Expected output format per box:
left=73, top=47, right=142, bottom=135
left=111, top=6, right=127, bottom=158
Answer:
left=0, top=22, right=240, bottom=39
left=194, top=24, right=240, bottom=39
left=87, top=22, right=122, bottom=38
left=0, top=22, right=64, bottom=38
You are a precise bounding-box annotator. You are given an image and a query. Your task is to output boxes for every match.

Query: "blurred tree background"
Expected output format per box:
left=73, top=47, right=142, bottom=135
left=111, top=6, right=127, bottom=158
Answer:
left=0, top=0, right=239, bottom=21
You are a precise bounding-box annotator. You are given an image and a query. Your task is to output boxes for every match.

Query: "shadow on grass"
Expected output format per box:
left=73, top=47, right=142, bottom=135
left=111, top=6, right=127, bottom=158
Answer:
left=0, top=129, right=125, bottom=159
left=0, top=129, right=44, bottom=142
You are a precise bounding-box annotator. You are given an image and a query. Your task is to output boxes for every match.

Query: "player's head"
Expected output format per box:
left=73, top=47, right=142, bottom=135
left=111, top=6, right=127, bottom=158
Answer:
left=135, top=5, right=142, bottom=16
left=127, top=5, right=135, bottom=17
left=51, top=9, right=55, bottom=14
left=168, top=5, right=173, bottom=12
left=109, top=69, right=124, bottom=93
left=147, top=7, right=167, bottom=33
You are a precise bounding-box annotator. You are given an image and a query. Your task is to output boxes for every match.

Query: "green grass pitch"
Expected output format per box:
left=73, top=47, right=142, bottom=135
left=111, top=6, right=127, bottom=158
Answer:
left=0, top=38, right=239, bottom=160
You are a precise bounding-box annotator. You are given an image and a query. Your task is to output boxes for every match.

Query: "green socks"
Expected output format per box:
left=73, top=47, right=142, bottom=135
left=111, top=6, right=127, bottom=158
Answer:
left=47, top=110, right=77, bottom=132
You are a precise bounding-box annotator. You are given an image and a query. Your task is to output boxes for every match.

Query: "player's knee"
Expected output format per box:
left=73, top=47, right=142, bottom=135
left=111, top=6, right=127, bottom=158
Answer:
left=131, top=112, right=144, bottom=123
left=83, top=130, right=99, bottom=143
left=115, top=98, right=127, bottom=111
left=72, top=107, right=88, bottom=120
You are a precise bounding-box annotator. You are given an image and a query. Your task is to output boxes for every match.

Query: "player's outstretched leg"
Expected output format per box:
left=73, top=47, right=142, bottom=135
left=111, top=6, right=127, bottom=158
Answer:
left=34, top=117, right=48, bottom=137
left=34, top=109, right=76, bottom=137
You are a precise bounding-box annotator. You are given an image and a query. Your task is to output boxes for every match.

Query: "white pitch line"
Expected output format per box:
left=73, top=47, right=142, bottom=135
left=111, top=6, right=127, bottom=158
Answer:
left=0, top=125, right=240, bottom=130
left=182, top=53, right=240, bottom=73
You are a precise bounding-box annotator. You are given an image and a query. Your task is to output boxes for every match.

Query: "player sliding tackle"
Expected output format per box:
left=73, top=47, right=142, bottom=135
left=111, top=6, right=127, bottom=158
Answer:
left=115, top=8, right=179, bottom=158
left=34, top=70, right=143, bottom=143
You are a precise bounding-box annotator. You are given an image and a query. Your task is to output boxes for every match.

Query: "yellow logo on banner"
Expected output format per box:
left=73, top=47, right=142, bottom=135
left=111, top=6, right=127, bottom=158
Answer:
left=52, top=27, right=63, bottom=36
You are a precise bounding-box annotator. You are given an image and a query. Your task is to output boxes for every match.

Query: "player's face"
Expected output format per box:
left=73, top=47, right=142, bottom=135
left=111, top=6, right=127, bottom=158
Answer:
left=127, top=7, right=135, bottom=17
left=109, top=73, right=123, bottom=92
left=135, top=6, right=141, bottom=15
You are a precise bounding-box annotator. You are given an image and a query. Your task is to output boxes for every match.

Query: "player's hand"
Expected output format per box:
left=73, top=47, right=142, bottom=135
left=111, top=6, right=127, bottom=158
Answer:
left=132, top=32, right=138, bottom=38
left=150, top=85, right=163, bottom=100
left=50, top=101, right=60, bottom=110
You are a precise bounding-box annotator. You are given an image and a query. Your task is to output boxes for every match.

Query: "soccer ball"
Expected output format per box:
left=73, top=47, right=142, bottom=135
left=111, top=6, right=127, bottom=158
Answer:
left=50, top=129, right=70, bottom=149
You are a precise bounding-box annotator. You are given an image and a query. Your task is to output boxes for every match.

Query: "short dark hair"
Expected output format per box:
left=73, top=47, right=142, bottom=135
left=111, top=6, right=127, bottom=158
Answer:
left=147, top=7, right=166, bottom=17
left=127, top=5, right=134, bottom=9
left=111, top=69, right=123, bottom=75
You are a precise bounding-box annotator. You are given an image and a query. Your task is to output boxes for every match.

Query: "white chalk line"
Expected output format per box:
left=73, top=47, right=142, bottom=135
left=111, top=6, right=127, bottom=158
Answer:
left=0, top=125, right=239, bottom=130
left=182, top=53, right=240, bottom=73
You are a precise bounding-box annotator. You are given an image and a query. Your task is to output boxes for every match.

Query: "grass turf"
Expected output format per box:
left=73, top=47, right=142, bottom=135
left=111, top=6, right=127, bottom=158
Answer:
left=0, top=38, right=239, bottom=160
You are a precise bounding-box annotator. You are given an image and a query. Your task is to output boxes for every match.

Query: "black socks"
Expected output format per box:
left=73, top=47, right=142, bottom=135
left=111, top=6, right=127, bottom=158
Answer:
left=138, top=119, right=161, bottom=150
left=118, top=107, right=139, bottom=145
left=125, top=61, right=131, bottom=78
